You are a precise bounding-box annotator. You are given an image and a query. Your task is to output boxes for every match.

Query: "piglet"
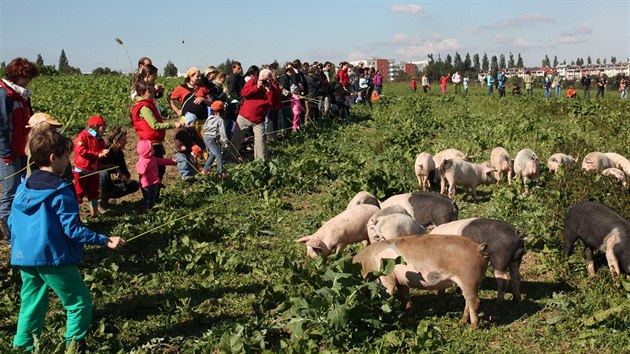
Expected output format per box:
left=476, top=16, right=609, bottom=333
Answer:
left=353, top=234, right=488, bottom=329
left=604, top=153, right=630, bottom=175
left=564, top=201, right=630, bottom=277
left=601, top=168, right=627, bottom=187
left=433, top=148, right=469, bottom=188
left=346, top=191, right=380, bottom=210
left=296, top=204, right=379, bottom=260
left=367, top=206, right=426, bottom=243
left=380, top=192, right=458, bottom=229
left=582, top=152, right=614, bottom=172
left=414, top=152, right=436, bottom=191
left=514, top=149, right=540, bottom=193
left=490, top=147, right=513, bottom=186
left=547, top=153, right=576, bottom=173
left=438, top=159, right=496, bottom=199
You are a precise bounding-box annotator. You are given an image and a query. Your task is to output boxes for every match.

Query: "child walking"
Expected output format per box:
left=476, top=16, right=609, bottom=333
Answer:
left=136, top=139, right=176, bottom=211
left=201, top=101, right=229, bottom=178
left=73, top=115, right=109, bottom=217
left=10, top=129, right=125, bottom=352
left=174, top=112, right=205, bottom=181
left=290, top=84, right=304, bottom=131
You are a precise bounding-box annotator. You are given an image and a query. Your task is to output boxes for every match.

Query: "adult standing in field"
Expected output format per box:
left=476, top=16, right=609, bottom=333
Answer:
left=422, top=73, right=430, bottom=93
left=523, top=71, right=534, bottom=96
left=228, top=69, right=280, bottom=161
left=226, top=61, right=245, bottom=138
left=132, top=81, right=179, bottom=181
left=497, top=70, right=506, bottom=97
left=169, top=67, right=212, bottom=121
left=595, top=73, right=607, bottom=98
left=552, top=74, right=562, bottom=97
left=452, top=71, right=462, bottom=94
left=542, top=75, right=552, bottom=99
left=0, top=57, right=38, bottom=246
left=486, top=73, right=494, bottom=96
left=202, top=66, right=224, bottom=101
left=619, top=74, right=628, bottom=99
left=440, top=73, right=451, bottom=94
left=581, top=71, right=591, bottom=98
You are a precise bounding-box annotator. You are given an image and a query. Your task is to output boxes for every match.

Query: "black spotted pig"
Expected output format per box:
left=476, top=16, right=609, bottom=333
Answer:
left=380, top=192, right=458, bottom=229
left=296, top=204, right=380, bottom=260
left=431, top=218, right=524, bottom=309
left=564, top=201, right=630, bottom=277
left=352, top=234, right=488, bottom=329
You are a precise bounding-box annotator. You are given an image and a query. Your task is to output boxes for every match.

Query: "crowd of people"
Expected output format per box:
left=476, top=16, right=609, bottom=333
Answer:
left=414, top=69, right=629, bottom=100
left=0, top=55, right=389, bottom=351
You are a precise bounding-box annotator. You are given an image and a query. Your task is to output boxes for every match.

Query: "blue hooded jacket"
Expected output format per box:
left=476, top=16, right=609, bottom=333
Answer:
left=9, top=171, right=108, bottom=266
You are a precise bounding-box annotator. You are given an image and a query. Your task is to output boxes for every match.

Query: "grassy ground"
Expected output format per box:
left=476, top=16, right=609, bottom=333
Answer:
left=0, top=77, right=629, bottom=353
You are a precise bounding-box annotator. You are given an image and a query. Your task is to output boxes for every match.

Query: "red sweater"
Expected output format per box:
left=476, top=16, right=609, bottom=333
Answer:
left=73, top=129, right=104, bottom=172
left=238, top=79, right=279, bottom=124
left=339, top=70, right=349, bottom=88
left=0, top=81, right=32, bottom=159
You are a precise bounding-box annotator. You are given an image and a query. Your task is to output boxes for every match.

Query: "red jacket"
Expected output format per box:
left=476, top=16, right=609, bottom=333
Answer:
left=339, top=69, right=349, bottom=89
left=0, top=81, right=33, bottom=159
left=131, top=99, right=166, bottom=143
left=73, top=129, right=104, bottom=172
left=238, top=79, right=279, bottom=124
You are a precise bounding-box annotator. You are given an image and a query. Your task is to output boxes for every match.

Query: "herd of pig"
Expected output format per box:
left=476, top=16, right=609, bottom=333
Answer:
left=296, top=190, right=630, bottom=329
left=414, top=148, right=630, bottom=198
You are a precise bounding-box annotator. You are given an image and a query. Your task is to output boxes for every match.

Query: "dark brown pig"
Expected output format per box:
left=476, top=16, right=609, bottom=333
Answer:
left=564, top=201, right=630, bottom=277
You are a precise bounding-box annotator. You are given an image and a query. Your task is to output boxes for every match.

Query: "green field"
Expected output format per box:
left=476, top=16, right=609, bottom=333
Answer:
left=1, top=75, right=629, bottom=353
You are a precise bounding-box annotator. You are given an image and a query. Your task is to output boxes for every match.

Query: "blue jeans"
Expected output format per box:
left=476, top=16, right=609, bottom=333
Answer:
left=176, top=152, right=197, bottom=177
left=487, top=85, right=493, bottom=96
left=0, top=156, right=27, bottom=225
left=141, top=184, right=160, bottom=210
left=203, top=136, right=223, bottom=174
left=555, top=86, right=561, bottom=97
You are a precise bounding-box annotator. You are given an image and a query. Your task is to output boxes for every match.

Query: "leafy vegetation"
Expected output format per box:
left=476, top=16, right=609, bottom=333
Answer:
left=0, top=77, right=629, bottom=352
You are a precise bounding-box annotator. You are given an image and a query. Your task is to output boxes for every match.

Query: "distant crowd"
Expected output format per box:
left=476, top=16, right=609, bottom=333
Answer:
left=413, top=69, right=629, bottom=99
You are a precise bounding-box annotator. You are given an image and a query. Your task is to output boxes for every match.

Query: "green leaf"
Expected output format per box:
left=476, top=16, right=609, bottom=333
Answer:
left=583, top=306, right=624, bottom=327
left=219, top=325, right=245, bottom=354
left=327, top=304, right=349, bottom=329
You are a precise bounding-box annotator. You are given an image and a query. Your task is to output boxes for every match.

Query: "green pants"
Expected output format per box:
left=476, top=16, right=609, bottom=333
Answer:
left=14, top=265, right=92, bottom=350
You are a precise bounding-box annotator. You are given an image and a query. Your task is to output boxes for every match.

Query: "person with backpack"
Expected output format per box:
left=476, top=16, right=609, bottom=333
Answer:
left=169, top=67, right=212, bottom=120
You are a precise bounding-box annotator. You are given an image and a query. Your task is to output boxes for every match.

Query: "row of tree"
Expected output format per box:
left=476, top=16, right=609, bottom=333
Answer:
left=404, top=52, right=628, bottom=82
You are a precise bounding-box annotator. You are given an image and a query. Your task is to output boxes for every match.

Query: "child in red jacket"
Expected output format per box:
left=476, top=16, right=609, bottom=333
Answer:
left=73, top=115, right=109, bottom=217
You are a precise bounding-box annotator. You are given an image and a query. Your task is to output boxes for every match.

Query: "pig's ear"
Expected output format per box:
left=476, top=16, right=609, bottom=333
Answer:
left=296, top=235, right=312, bottom=244
left=483, top=166, right=494, bottom=174
left=306, top=237, right=327, bottom=254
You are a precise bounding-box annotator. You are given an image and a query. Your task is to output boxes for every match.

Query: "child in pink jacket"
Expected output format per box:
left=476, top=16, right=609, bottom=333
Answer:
left=135, top=140, right=176, bottom=210
left=290, top=84, right=304, bottom=131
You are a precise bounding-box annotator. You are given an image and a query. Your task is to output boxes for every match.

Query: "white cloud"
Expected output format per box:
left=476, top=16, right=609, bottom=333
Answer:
left=395, top=38, right=463, bottom=58
left=347, top=51, right=370, bottom=61
left=467, top=12, right=555, bottom=33
left=390, top=4, right=423, bottom=14
left=512, top=38, right=551, bottom=49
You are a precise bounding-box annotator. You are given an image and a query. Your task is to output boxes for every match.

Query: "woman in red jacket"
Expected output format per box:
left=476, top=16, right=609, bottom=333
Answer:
left=0, top=58, right=39, bottom=246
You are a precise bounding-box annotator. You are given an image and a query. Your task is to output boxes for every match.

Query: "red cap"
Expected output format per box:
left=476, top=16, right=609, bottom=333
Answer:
left=211, top=100, right=225, bottom=112
left=87, top=115, right=106, bottom=127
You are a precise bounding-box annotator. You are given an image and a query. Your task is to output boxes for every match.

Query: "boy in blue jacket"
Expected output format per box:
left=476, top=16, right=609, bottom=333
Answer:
left=10, top=129, right=125, bottom=352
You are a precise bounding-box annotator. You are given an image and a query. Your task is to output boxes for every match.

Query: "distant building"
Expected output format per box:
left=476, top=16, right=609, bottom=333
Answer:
left=350, top=57, right=430, bottom=81
left=495, top=62, right=630, bottom=80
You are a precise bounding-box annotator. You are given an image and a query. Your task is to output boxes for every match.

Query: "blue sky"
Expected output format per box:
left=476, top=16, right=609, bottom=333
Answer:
left=1, top=0, right=628, bottom=73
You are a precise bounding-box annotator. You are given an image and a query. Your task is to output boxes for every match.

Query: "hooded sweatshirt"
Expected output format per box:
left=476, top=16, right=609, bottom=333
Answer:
left=9, top=169, right=108, bottom=266
left=136, top=140, right=176, bottom=188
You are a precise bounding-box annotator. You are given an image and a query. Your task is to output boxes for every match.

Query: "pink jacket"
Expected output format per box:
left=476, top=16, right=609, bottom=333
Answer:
left=291, top=94, right=304, bottom=116
left=135, top=140, right=175, bottom=188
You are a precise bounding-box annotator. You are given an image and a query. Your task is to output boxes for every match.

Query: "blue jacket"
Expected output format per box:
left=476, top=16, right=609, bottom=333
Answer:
left=9, top=171, right=108, bottom=266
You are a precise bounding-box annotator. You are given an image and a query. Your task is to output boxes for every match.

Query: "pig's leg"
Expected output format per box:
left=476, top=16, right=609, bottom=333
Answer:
left=509, top=261, right=522, bottom=301
left=493, top=270, right=509, bottom=310
left=583, top=246, right=596, bottom=276
left=605, top=235, right=621, bottom=278
left=397, top=284, right=413, bottom=310
left=334, top=243, right=347, bottom=255
left=507, top=170, right=513, bottom=185
left=460, top=287, right=480, bottom=329
left=562, top=227, right=578, bottom=257
left=470, top=185, right=478, bottom=200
